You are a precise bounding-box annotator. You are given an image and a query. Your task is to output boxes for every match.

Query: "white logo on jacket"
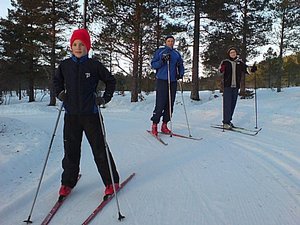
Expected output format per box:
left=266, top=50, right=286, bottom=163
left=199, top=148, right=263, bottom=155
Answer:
left=85, top=73, right=91, bottom=78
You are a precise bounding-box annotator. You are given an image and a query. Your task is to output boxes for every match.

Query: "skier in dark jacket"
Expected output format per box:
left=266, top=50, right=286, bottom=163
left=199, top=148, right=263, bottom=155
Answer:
left=150, top=35, right=184, bottom=136
left=53, top=28, right=119, bottom=199
left=219, top=46, right=257, bottom=129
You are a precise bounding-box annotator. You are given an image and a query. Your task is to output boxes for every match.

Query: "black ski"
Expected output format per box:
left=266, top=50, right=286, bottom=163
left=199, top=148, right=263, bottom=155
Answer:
left=82, top=173, right=136, bottom=225
left=40, top=174, right=82, bottom=225
left=211, top=124, right=262, bottom=136
left=146, top=130, right=168, bottom=145
left=158, top=132, right=203, bottom=140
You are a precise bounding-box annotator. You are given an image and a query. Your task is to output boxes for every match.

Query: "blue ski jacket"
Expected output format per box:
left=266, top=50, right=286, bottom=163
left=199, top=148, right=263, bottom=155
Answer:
left=151, top=46, right=184, bottom=82
left=53, top=55, right=116, bottom=114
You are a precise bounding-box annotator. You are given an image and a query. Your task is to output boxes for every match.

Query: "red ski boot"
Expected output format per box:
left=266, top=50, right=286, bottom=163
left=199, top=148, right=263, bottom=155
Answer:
left=104, top=183, right=120, bottom=200
left=151, top=123, right=158, bottom=136
left=161, top=122, right=171, bottom=134
left=59, top=185, right=72, bottom=201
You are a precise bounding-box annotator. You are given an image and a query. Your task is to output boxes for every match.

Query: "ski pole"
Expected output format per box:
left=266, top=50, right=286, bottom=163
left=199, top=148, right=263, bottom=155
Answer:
left=167, top=59, right=173, bottom=137
left=178, top=80, right=192, bottom=137
left=24, top=103, right=64, bottom=224
left=222, top=85, right=225, bottom=132
left=254, top=68, right=258, bottom=129
left=97, top=106, right=125, bottom=221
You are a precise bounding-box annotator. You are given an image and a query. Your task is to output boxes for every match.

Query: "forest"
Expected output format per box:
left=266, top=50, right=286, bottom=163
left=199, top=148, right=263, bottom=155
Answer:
left=0, top=0, right=299, bottom=105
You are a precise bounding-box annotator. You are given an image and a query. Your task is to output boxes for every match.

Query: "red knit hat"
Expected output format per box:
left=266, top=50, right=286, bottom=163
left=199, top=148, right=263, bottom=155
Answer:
left=70, top=29, right=91, bottom=52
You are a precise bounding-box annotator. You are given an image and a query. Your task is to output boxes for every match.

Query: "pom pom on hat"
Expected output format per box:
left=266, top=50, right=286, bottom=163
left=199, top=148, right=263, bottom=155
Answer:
left=70, top=29, right=91, bottom=52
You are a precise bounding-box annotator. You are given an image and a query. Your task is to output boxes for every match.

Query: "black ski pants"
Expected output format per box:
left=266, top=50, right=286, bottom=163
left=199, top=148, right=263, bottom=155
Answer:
left=61, top=113, right=119, bottom=188
left=151, top=79, right=177, bottom=124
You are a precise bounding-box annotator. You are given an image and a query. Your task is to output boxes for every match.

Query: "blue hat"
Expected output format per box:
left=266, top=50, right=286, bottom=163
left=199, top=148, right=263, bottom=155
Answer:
left=165, top=35, right=175, bottom=40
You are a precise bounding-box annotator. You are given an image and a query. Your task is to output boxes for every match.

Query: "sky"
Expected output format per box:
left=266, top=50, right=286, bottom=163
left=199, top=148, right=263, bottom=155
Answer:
left=0, top=87, right=299, bottom=225
left=0, top=0, right=11, bottom=18
left=0, top=0, right=85, bottom=18
left=0, top=0, right=281, bottom=72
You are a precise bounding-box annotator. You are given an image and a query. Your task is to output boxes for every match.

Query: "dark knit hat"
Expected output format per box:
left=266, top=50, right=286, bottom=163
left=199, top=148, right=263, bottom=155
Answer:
left=70, top=29, right=91, bottom=52
left=227, top=46, right=238, bottom=55
left=165, top=35, right=175, bottom=40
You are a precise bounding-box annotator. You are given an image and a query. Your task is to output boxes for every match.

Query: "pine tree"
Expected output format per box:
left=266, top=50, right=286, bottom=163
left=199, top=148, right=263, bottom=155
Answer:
left=43, top=0, right=80, bottom=106
left=0, top=0, right=80, bottom=103
left=270, top=0, right=300, bottom=92
left=0, top=0, right=51, bottom=102
left=284, top=53, right=300, bottom=86
left=88, top=0, right=159, bottom=102
left=202, top=0, right=272, bottom=96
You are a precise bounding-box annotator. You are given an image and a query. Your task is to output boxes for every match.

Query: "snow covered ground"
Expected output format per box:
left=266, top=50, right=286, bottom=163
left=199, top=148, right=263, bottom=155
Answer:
left=0, top=87, right=299, bottom=225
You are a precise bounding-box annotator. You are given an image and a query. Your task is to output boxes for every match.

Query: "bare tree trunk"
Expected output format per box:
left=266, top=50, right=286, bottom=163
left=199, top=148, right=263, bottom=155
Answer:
left=131, top=1, right=141, bottom=102
left=18, top=84, right=21, bottom=100
left=277, top=11, right=286, bottom=92
left=28, top=56, right=35, bottom=102
left=49, top=5, right=56, bottom=106
left=131, top=45, right=139, bottom=102
left=83, top=0, right=87, bottom=29
left=28, top=76, right=35, bottom=102
left=155, top=0, right=161, bottom=48
left=190, top=0, right=200, bottom=101
left=240, top=0, right=249, bottom=98
left=138, top=34, right=143, bottom=95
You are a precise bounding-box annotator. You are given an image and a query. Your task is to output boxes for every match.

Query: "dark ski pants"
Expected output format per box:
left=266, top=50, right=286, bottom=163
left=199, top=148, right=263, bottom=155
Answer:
left=61, top=113, right=119, bottom=188
left=151, top=79, right=177, bottom=124
left=223, top=87, right=239, bottom=124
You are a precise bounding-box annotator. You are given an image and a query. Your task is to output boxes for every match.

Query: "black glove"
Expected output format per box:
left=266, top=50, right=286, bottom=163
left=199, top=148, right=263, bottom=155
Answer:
left=57, top=90, right=66, bottom=102
left=95, top=96, right=106, bottom=105
left=162, top=53, right=170, bottom=62
left=251, top=65, right=257, bottom=73
left=176, top=74, right=183, bottom=80
left=103, top=93, right=113, bottom=104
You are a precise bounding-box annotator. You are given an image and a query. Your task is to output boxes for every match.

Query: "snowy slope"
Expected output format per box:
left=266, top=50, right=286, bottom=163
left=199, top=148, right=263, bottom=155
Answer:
left=0, top=88, right=299, bottom=225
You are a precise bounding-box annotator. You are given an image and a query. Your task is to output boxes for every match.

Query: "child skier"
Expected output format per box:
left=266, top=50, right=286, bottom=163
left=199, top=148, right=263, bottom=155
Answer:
left=53, top=28, right=120, bottom=199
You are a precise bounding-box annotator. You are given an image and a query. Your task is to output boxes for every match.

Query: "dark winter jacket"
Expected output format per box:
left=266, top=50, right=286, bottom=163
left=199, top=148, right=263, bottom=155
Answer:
left=219, top=58, right=249, bottom=88
left=53, top=55, right=116, bottom=114
left=151, top=46, right=184, bottom=82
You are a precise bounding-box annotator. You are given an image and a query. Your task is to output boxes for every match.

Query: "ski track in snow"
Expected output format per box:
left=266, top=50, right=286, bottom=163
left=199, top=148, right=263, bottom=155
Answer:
left=0, top=88, right=300, bottom=225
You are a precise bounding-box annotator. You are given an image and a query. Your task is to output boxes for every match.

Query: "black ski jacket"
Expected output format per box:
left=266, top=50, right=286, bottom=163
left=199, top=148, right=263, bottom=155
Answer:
left=53, top=55, right=116, bottom=114
left=219, top=58, right=248, bottom=88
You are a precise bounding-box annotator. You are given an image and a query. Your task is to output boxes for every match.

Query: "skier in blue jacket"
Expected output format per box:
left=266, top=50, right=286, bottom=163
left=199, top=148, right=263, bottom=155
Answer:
left=53, top=28, right=120, bottom=200
left=150, top=35, right=184, bottom=136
